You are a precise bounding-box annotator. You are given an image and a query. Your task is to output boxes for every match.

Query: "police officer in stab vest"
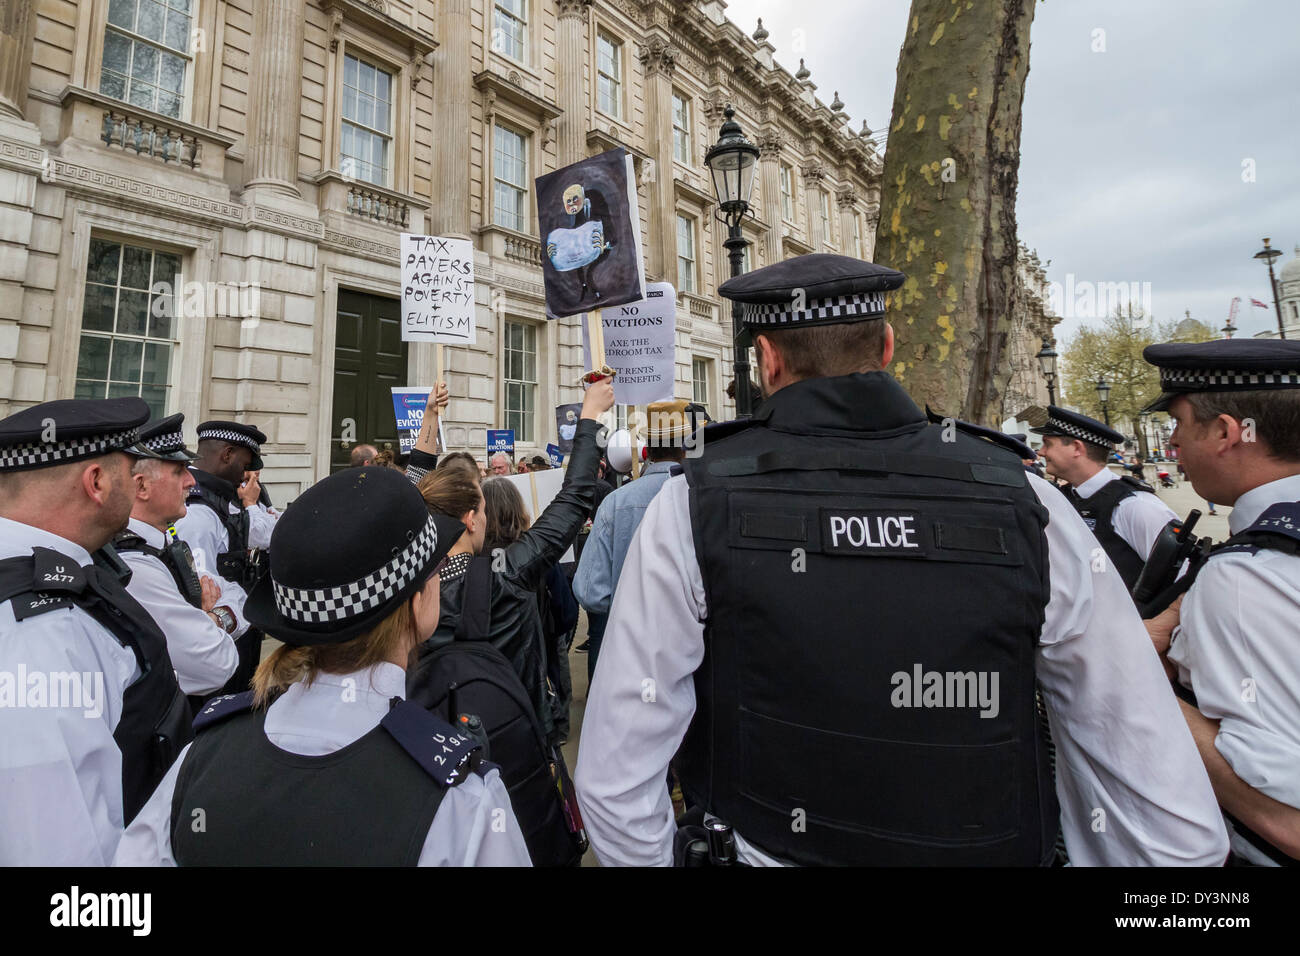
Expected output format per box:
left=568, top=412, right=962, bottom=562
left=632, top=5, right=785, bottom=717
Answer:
left=575, top=252, right=1229, bottom=866
left=1141, top=339, right=1300, bottom=865
left=0, top=398, right=191, bottom=865
left=1031, top=406, right=1176, bottom=591
left=115, top=466, right=532, bottom=865
left=115, top=414, right=240, bottom=699
left=172, top=420, right=268, bottom=698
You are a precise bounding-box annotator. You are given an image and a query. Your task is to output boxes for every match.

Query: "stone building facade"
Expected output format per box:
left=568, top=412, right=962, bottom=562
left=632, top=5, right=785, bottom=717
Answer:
left=0, top=0, right=882, bottom=502
left=1002, top=242, right=1060, bottom=420
left=1252, top=244, right=1300, bottom=341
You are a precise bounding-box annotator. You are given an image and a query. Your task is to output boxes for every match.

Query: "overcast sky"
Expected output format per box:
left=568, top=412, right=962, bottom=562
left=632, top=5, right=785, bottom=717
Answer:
left=723, top=0, right=1299, bottom=342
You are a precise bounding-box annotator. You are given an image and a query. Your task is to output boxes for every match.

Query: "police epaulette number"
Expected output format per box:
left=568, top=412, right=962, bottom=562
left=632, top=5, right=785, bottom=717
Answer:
left=381, top=700, right=483, bottom=787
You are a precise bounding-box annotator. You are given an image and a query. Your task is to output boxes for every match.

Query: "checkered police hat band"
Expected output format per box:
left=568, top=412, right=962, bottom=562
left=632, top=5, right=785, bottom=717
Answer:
left=198, top=428, right=260, bottom=452
left=1161, top=368, right=1300, bottom=391
left=742, top=292, right=886, bottom=328
left=1048, top=416, right=1112, bottom=448
left=0, top=427, right=140, bottom=470
left=143, top=430, right=185, bottom=453
left=272, top=515, right=441, bottom=625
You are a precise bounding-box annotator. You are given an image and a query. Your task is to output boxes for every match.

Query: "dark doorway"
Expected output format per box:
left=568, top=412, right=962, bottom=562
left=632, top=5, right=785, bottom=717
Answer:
left=330, top=289, right=408, bottom=472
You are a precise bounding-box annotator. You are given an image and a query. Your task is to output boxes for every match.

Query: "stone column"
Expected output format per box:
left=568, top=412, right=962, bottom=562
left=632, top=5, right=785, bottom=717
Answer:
left=556, top=0, right=593, bottom=166
left=0, top=0, right=38, bottom=120
left=758, top=131, right=784, bottom=266
left=802, top=161, right=826, bottom=249
left=837, top=187, right=858, bottom=258
left=242, top=0, right=304, bottom=195
left=429, top=0, right=471, bottom=231
left=638, top=37, right=677, bottom=282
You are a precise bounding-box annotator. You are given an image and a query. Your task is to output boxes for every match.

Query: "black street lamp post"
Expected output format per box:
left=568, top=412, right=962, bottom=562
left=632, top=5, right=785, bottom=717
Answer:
left=1095, top=375, right=1112, bottom=426
left=1254, top=238, right=1287, bottom=340
left=1035, top=338, right=1058, bottom=406
left=705, top=106, right=760, bottom=417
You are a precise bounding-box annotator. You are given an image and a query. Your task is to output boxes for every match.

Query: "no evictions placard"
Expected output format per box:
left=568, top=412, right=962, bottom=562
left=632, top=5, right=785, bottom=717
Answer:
left=580, top=282, right=676, bottom=406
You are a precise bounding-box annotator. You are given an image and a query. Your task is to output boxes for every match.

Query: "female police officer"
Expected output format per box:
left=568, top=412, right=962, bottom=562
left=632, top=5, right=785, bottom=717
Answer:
left=114, top=466, right=532, bottom=865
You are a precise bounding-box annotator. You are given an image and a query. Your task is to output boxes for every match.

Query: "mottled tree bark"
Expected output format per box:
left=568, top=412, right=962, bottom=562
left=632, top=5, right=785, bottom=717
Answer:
left=875, top=0, right=1035, bottom=423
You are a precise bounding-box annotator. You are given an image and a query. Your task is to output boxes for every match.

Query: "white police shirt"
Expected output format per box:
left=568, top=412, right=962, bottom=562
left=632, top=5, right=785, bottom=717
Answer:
left=171, top=500, right=250, bottom=637
left=1168, top=472, right=1300, bottom=866
left=114, top=662, right=533, bottom=866
left=575, top=473, right=1229, bottom=867
left=1073, top=466, right=1178, bottom=560
left=120, top=518, right=238, bottom=697
left=0, top=516, right=140, bottom=866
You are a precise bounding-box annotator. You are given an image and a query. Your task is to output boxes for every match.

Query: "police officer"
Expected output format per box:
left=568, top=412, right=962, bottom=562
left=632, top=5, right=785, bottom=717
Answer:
left=1142, top=338, right=1300, bottom=865
left=0, top=398, right=191, bottom=865
left=173, top=420, right=267, bottom=696
left=115, top=414, right=239, bottom=698
left=1032, top=406, right=1176, bottom=590
left=115, top=466, right=532, bottom=865
left=575, top=252, right=1228, bottom=866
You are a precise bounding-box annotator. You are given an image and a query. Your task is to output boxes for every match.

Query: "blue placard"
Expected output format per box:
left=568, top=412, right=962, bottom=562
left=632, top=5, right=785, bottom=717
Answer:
left=391, top=387, right=431, bottom=454
left=487, top=430, right=515, bottom=455
left=546, top=443, right=564, bottom=468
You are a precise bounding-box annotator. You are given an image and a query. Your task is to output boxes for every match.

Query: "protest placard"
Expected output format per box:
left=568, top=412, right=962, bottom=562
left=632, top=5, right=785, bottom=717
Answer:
left=400, top=235, right=476, bottom=343
left=391, top=387, right=431, bottom=454
left=580, top=282, right=677, bottom=405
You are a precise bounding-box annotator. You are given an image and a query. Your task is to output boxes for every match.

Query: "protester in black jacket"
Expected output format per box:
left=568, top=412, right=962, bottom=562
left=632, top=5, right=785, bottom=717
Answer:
left=409, top=377, right=614, bottom=738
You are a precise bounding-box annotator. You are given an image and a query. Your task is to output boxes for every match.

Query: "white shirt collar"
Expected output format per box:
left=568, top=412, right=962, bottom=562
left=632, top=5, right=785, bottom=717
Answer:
left=263, top=661, right=408, bottom=756
left=126, top=516, right=167, bottom=550
left=1228, top=473, right=1300, bottom=535
left=1073, top=466, right=1119, bottom=499
left=0, top=515, right=94, bottom=564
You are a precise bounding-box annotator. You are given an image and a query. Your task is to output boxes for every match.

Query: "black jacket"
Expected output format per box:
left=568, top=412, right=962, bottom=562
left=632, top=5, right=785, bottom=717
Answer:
left=413, top=418, right=605, bottom=735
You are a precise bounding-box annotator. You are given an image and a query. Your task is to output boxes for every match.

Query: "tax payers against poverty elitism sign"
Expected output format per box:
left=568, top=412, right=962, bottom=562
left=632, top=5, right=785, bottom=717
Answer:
left=580, top=282, right=676, bottom=406
left=391, top=387, right=431, bottom=454
left=400, top=234, right=476, bottom=344
left=487, top=430, right=515, bottom=457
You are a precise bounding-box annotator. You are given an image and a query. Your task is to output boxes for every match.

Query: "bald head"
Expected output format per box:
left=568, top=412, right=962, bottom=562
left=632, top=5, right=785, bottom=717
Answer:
left=350, top=444, right=379, bottom=468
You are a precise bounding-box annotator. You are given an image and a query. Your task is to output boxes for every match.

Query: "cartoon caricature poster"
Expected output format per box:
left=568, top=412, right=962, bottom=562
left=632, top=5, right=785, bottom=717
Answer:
left=536, top=148, right=645, bottom=318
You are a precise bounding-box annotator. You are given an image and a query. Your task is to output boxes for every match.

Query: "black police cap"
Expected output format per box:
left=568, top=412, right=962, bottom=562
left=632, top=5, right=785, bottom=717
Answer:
left=718, top=253, right=906, bottom=348
left=1143, top=339, right=1300, bottom=412
left=0, top=397, right=150, bottom=472
left=1029, top=405, right=1124, bottom=448
left=244, top=467, right=466, bottom=646
left=196, top=420, right=267, bottom=471
left=128, top=413, right=197, bottom=463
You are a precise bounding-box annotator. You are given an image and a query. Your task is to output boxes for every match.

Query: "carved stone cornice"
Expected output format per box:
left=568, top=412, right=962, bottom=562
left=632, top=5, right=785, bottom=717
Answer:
left=836, top=186, right=858, bottom=208
left=757, top=130, right=784, bottom=158
left=637, top=37, right=678, bottom=77
left=800, top=161, right=825, bottom=185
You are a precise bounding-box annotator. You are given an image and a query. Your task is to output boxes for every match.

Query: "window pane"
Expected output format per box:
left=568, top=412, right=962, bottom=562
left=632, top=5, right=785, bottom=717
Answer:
left=359, top=61, right=375, bottom=95
left=138, top=0, right=166, bottom=43
left=100, top=70, right=127, bottom=100
left=148, top=293, right=174, bottom=338
left=128, top=79, right=155, bottom=110
left=153, top=251, right=180, bottom=288
left=107, top=0, right=136, bottom=31
left=132, top=43, right=158, bottom=82
left=75, top=380, right=105, bottom=400
left=107, top=381, right=140, bottom=399
left=142, top=342, right=171, bottom=385
left=159, top=52, right=185, bottom=93
left=103, top=30, right=131, bottom=75
left=121, top=246, right=151, bottom=289
left=156, top=90, right=181, bottom=119
left=376, top=69, right=391, bottom=106
left=140, top=385, right=167, bottom=418
left=164, top=11, right=190, bottom=53
left=82, top=285, right=117, bottom=332
left=109, top=338, right=144, bottom=383
left=87, top=239, right=121, bottom=286
left=76, top=335, right=112, bottom=381
left=344, top=54, right=357, bottom=89
left=117, top=290, right=149, bottom=336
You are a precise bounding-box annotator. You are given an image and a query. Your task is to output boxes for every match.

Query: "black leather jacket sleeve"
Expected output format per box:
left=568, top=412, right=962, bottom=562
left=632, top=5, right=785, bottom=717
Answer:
left=406, top=449, right=438, bottom=486
left=499, top=418, right=605, bottom=592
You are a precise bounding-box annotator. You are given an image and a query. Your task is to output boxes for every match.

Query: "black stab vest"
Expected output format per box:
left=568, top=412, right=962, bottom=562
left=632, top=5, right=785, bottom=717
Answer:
left=184, top=469, right=258, bottom=587
left=170, top=694, right=490, bottom=866
left=678, top=373, right=1057, bottom=866
left=113, top=529, right=204, bottom=609
left=0, top=545, right=192, bottom=822
left=1066, top=474, right=1151, bottom=592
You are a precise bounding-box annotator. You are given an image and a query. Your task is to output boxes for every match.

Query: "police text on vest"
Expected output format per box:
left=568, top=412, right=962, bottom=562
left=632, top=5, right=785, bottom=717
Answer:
left=890, top=664, right=1000, bottom=718
left=826, top=513, right=920, bottom=550
left=49, top=886, right=151, bottom=936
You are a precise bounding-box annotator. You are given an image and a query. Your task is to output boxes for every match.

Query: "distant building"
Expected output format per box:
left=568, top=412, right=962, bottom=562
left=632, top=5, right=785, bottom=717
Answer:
left=1253, top=244, right=1300, bottom=340
left=1002, top=243, right=1061, bottom=419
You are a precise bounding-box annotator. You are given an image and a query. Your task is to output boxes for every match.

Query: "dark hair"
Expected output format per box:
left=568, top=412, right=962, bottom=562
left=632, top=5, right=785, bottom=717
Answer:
left=437, top=451, right=482, bottom=482
left=481, top=476, right=529, bottom=551
left=1084, top=441, right=1111, bottom=465
left=758, top=320, right=888, bottom=381
left=1185, top=390, right=1300, bottom=462
left=526, top=455, right=549, bottom=472
left=418, top=466, right=482, bottom=523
